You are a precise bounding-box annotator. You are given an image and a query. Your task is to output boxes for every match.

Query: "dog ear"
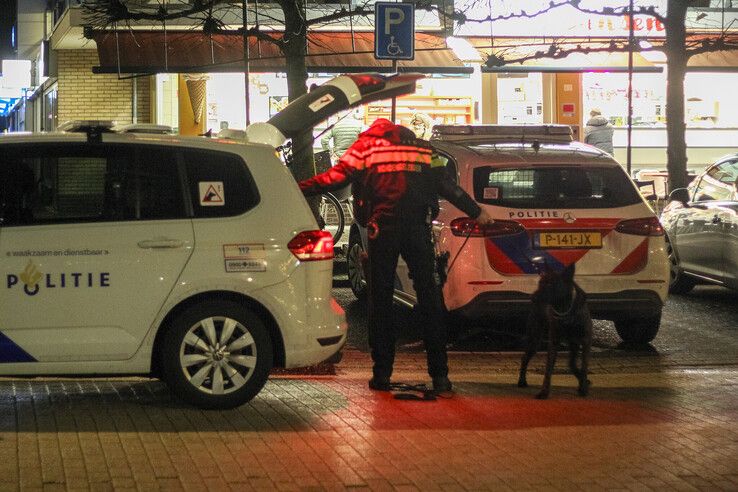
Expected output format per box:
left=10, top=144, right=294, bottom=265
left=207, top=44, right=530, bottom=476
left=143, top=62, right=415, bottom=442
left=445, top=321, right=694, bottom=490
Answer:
left=562, top=262, right=576, bottom=282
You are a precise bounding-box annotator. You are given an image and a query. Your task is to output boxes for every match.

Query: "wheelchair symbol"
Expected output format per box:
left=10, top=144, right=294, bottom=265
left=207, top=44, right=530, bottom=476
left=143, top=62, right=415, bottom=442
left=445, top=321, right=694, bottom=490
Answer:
left=386, top=36, right=403, bottom=56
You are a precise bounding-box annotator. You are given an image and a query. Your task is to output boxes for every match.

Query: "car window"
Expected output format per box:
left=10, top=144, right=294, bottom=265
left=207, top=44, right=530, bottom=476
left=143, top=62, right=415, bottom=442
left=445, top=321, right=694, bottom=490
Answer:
left=472, top=166, right=642, bottom=209
left=0, top=143, right=186, bottom=226
left=693, top=160, right=738, bottom=202
left=183, top=149, right=259, bottom=218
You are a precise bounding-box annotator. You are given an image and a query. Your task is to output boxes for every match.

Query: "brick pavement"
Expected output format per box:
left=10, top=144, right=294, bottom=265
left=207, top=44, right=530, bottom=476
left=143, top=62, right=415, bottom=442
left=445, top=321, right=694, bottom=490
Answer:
left=0, top=349, right=737, bottom=491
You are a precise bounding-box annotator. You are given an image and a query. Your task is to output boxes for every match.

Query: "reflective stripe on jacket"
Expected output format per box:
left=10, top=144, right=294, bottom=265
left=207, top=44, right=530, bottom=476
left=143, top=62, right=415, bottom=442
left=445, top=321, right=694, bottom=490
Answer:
left=299, top=119, right=481, bottom=225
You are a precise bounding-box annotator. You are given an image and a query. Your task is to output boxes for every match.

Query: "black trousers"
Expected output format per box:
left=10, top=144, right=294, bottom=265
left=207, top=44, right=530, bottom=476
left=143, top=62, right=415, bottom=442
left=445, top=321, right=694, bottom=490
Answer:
left=366, top=222, right=448, bottom=380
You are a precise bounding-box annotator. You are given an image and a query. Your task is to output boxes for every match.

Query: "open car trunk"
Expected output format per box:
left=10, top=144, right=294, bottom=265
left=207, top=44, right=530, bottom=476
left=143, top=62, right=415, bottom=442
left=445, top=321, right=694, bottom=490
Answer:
left=245, top=73, right=423, bottom=147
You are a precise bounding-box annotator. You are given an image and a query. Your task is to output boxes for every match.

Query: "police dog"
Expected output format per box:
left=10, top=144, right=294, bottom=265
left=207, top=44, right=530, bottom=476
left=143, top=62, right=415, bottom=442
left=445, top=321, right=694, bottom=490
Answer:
left=518, top=262, right=592, bottom=399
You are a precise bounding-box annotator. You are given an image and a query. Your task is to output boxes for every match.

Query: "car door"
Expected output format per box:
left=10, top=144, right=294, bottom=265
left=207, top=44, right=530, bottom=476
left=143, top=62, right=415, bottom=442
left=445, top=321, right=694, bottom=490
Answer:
left=713, top=160, right=738, bottom=288
left=0, top=142, right=194, bottom=363
left=676, top=163, right=734, bottom=279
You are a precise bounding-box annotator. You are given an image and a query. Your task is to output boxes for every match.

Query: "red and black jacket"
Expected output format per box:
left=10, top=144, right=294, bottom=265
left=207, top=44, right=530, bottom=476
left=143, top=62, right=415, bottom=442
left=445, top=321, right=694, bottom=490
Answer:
left=299, top=118, right=481, bottom=226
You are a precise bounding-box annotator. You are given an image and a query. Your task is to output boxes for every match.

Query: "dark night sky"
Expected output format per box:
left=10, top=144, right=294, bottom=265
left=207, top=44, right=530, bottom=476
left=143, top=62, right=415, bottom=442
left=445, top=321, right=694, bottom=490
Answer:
left=0, top=0, right=17, bottom=61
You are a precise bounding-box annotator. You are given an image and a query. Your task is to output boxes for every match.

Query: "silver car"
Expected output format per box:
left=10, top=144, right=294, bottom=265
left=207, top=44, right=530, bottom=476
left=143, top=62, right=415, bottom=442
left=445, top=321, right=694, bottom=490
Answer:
left=661, top=153, right=738, bottom=294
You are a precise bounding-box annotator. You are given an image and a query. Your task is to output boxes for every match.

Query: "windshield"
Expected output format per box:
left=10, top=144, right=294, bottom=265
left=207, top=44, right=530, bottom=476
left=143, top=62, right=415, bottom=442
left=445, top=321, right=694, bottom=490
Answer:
left=472, top=166, right=641, bottom=209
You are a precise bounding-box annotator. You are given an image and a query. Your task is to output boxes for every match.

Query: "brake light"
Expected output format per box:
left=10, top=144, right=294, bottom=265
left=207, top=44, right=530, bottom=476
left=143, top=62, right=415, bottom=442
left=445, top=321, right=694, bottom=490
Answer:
left=346, top=74, right=385, bottom=94
left=614, top=217, right=664, bottom=236
left=288, top=230, right=334, bottom=261
left=450, top=218, right=524, bottom=237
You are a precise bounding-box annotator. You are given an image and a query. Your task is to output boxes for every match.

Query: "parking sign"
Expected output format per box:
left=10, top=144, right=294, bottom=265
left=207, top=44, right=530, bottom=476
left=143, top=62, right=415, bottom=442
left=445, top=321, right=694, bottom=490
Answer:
left=374, top=2, right=414, bottom=60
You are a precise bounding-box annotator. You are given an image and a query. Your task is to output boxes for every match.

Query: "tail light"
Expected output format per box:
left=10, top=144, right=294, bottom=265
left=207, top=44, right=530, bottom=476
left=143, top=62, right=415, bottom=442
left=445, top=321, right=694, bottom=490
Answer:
left=288, top=230, right=334, bottom=261
left=615, top=217, right=664, bottom=236
left=450, top=218, right=524, bottom=237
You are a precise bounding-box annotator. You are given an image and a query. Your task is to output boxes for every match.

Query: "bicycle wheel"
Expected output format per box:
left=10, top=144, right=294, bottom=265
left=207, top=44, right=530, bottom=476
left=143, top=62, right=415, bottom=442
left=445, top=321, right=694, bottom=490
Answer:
left=319, top=192, right=345, bottom=244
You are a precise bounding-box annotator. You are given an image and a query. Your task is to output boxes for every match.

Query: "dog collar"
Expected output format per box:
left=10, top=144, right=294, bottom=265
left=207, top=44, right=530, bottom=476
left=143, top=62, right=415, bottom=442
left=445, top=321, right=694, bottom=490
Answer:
left=551, top=287, right=577, bottom=319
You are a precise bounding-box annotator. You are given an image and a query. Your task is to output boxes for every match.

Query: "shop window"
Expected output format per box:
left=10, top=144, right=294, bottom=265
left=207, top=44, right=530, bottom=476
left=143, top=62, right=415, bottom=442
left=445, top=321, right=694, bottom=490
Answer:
left=685, top=73, right=738, bottom=128
left=583, top=72, right=738, bottom=129
left=497, top=73, right=543, bottom=125
left=583, top=72, right=664, bottom=128
left=155, top=74, right=179, bottom=133
left=43, top=86, right=58, bottom=132
left=206, top=73, right=247, bottom=132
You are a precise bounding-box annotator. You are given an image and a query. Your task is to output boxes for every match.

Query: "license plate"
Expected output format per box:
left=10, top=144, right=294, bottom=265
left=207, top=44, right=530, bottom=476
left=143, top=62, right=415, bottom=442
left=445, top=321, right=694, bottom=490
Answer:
left=535, top=231, right=602, bottom=249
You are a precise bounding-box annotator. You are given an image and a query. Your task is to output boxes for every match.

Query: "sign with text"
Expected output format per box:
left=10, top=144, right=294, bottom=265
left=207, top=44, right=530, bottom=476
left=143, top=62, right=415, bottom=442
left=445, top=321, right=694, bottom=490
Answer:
left=374, top=2, right=415, bottom=60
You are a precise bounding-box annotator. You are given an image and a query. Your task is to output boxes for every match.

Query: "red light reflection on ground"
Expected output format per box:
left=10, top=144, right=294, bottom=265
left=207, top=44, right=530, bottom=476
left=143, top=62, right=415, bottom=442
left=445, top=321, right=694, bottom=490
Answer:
left=321, top=379, right=671, bottom=432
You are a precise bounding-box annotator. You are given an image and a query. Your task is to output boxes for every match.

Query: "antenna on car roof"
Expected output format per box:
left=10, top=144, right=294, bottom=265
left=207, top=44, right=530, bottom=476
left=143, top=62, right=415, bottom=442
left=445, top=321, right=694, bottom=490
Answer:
left=57, top=120, right=115, bottom=144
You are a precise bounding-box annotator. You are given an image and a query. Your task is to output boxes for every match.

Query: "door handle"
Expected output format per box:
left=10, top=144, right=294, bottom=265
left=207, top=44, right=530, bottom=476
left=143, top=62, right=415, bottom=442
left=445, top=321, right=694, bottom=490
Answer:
left=137, top=239, right=184, bottom=249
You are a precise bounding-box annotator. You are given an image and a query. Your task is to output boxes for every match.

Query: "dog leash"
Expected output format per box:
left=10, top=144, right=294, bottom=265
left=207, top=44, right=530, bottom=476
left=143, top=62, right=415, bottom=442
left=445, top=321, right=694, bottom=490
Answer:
left=445, top=227, right=474, bottom=276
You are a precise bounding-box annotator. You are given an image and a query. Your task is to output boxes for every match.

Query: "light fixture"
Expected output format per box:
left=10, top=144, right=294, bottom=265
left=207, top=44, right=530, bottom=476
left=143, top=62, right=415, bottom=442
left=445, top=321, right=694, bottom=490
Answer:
left=446, top=36, right=483, bottom=62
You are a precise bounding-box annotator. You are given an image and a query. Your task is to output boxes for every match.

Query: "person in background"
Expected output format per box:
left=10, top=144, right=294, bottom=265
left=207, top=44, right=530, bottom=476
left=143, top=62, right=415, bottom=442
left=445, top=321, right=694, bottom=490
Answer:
left=584, top=108, right=614, bottom=155
left=321, top=109, right=364, bottom=163
left=299, top=118, right=493, bottom=395
left=410, top=112, right=434, bottom=140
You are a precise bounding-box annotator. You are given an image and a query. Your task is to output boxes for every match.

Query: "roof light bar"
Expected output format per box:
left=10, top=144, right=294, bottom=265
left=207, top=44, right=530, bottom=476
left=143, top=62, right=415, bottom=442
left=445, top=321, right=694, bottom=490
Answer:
left=432, top=124, right=574, bottom=144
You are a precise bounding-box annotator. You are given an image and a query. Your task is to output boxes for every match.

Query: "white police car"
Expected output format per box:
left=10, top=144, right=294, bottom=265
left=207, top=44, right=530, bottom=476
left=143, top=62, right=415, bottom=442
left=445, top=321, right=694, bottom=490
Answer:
left=347, top=125, right=670, bottom=344
left=0, top=73, right=421, bottom=409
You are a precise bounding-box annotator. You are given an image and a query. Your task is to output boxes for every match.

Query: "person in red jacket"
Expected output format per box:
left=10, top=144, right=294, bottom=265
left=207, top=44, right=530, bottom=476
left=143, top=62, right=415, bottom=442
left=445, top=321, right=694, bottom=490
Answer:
left=299, top=118, right=492, bottom=394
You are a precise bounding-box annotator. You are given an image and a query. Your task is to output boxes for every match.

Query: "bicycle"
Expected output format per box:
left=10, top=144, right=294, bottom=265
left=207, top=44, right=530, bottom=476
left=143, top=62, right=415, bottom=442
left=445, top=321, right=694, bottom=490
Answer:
left=277, top=142, right=348, bottom=244
left=317, top=191, right=346, bottom=244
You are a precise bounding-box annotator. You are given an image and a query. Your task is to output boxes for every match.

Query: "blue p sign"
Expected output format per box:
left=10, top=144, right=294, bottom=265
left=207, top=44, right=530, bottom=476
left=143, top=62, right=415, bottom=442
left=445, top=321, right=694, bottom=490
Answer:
left=374, top=2, right=415, bottom=61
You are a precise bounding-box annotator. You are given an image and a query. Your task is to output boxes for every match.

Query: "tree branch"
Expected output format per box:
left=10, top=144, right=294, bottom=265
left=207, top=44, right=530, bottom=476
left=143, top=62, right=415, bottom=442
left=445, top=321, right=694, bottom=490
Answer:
left=570, top=0, right=666, bottom=25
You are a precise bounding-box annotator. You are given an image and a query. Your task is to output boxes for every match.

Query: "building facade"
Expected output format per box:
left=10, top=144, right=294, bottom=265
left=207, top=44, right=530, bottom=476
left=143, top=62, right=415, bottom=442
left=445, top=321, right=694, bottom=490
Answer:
left=4, top=0, right=738, bottom=173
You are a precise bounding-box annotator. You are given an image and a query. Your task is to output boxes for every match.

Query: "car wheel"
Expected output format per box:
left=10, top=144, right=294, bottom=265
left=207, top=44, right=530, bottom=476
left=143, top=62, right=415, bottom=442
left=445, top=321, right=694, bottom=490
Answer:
left=160, top=301, right=273, bottom=409
left=614, top=314, right=661, bottom=344
left=666, top=236, right=696, bottom=294
left=347, top=231, right=367, bottom=300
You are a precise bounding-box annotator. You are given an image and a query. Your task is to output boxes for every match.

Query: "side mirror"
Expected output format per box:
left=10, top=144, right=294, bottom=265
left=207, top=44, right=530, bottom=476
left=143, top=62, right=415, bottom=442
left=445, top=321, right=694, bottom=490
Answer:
left=668, top=188, right=690, bottom=206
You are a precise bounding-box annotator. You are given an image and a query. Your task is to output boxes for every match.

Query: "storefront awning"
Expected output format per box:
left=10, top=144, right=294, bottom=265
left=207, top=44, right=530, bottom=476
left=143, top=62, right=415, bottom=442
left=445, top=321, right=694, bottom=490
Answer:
left=90, top=31, right=472, bottom=75
left=468, top=38, right=663, bottom=73
left=687, top=49, right=738, bottom=72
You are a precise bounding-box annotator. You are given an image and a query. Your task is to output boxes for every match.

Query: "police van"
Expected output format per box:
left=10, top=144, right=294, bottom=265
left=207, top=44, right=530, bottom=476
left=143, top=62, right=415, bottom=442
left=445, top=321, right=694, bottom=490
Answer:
left=0, top=73, right=421, bottom=409
left=347, top=124, right=670, bottom=344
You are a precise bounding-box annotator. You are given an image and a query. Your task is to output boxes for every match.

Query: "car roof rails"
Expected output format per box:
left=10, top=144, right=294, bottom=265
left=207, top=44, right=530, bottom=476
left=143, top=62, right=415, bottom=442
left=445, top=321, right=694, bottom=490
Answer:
left=57, top=120, right=116, bottom=143
left=432, top=124, right=574, bottom=144
left=112, top=123, right=174, bottom=134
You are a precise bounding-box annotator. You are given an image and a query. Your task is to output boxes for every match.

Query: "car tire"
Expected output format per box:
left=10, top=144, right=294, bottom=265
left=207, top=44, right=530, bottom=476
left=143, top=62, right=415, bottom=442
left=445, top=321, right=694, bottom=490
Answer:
left=666, top=237, right=696, bottom=294
left=614, top=314, right=661, bottom=344
left=160, top=301, right=273, bottom=409
left=347, top=230, right=367, bottom=301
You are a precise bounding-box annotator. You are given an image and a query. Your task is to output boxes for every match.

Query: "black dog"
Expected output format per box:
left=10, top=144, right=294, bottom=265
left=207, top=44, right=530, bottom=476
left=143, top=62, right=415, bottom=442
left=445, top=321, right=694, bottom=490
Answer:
left=518, top=262, right=592, bottom=399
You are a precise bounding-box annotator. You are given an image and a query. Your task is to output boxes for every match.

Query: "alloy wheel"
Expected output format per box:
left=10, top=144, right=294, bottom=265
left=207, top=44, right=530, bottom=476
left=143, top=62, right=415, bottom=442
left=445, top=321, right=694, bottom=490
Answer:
left=179, top=316, right=257, bottom=395
left=347, top=241, right=366, bottom=297
left=666, top=239, right=679, bottom=285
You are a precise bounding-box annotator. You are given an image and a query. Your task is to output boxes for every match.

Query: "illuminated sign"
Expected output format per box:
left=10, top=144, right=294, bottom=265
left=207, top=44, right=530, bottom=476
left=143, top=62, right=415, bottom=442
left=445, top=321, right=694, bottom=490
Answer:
left=1, top=60, right=32, bottom=89
left=455, top=0, right=670, bottom=38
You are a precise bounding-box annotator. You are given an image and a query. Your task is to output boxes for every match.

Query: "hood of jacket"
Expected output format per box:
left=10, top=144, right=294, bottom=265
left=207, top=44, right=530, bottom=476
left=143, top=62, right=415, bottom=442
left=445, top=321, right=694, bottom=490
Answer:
left=360, top=118, right=407, bottom=143
left=586, top=115, right=610, bottom=127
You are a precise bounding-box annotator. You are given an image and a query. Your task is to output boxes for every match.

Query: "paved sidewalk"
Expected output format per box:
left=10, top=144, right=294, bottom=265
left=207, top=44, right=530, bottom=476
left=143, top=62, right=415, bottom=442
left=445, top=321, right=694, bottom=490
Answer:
left=0, top=350, right=736, bottom=491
